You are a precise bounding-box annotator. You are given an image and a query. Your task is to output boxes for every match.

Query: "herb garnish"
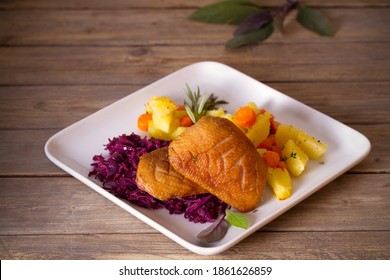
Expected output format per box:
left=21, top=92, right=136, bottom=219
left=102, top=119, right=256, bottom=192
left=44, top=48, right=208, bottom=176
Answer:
left=197, top=208, right=250, bottom=243
left=282, top=152, right=297, bottom=161
left=226, top=209, right=250, bottom=229
left=184, top=84, right=228, bottom=123
left=189, top=0, right=334, bottom=48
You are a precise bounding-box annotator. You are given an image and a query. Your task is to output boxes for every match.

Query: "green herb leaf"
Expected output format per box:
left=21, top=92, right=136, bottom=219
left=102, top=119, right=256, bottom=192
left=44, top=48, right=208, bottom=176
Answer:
left=189, top=1, right=263, bottom=25
left=184, top=84, right=228, bottom=123
left=225, top=209, right=250, bottom=229
left=226, top=22, right=273, bottom=48
left=297, top=6, right=334, bottom=36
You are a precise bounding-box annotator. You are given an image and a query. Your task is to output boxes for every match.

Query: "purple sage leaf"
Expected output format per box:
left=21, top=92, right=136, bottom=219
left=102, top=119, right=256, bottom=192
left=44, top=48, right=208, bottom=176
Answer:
left=226, top=22, right=274, bottom=49
left=234, top=11, right=273, bottom=35
left=196, top=215, right=229, bottom=243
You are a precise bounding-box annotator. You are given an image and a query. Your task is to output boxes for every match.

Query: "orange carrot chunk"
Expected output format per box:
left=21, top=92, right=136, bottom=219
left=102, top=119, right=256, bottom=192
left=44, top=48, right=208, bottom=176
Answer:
left=234, top=106, right=257, bottom=129
left=179, top=115, right=194, bottom=127
left=270, top=145, right=283, bottom=157
left=277, top=161, right=287, bottom=170
left=258, top=137, right=273, bottom=150
left=262, top=150, right=281, bottom=168
left=137, top=113, right=152, bottom=131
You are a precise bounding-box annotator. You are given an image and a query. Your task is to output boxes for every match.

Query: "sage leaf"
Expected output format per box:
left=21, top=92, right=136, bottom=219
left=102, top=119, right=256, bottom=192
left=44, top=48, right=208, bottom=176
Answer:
left=226, top=22, right=273, bottom=48
left=234, top=11, right=273, bottom=35
left=297, top=6, right=333, bottom=36
left=225, top=209, right=250, bottom=229
left=196, top=216, right=229, bottom=243
left=189, top=1, right=263, bottom=25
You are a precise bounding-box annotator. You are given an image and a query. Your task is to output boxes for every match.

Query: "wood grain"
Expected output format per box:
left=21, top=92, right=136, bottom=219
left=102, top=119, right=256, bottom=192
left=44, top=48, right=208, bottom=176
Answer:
left=1, top=43, right=389, bottom=86
left=0, top=174, right=388, bottom=236
left=0, top=124, right=388, bottom=176
left=1, top=231, right=389, bottom=259
left=1, top=82, right=389, bottom=130
left=1, top=174, right=389, bottom=259
left=0, top=8, right=389, bottom=46
left=0, top=0, right=389, bottom=10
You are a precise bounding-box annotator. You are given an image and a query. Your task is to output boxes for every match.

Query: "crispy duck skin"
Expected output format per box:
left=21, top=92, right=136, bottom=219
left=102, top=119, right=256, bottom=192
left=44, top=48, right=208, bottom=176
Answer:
left=168, top=116, right=267, bottom=212
left=136, top=147, right=207, bottom=200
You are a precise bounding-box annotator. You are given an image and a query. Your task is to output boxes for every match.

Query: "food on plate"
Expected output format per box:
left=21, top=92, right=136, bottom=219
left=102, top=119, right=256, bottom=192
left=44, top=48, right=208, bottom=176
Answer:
left=168, top=116, right=267, bottom=212
left=245, top=111, right=272, bottom=147
left=88, top=133, right=227, bottom=223
left=139, top=85, right=228, bottom=141
left=266, top=167, right=292, bottom=200
left=138, top=89, right=327, bottom=203
left=92, top=85, right=328, bottom=230
left=282, top=139, right=309, bottom=177
left=275, top=123, right=327, bottom=160
left=136, top=147, right=207, bottom=200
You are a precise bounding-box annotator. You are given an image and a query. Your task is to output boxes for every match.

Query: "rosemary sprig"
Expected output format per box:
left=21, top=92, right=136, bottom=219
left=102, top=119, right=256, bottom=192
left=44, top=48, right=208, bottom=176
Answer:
left=184, top=84, right=228, bottom=123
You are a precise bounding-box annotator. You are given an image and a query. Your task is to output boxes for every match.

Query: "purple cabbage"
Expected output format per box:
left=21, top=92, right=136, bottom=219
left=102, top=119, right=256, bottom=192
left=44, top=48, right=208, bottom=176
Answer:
left=88, top=133, right=227, bottom=223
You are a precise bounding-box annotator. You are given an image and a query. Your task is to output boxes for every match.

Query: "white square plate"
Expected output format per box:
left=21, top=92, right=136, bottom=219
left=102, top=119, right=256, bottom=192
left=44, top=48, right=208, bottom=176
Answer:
left=45, top=61, right=371, bottom=255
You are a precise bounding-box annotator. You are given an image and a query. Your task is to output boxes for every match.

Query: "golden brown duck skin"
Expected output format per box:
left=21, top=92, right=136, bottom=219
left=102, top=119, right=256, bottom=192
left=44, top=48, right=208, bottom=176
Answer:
left=136, top=147, right=207, bottom=200
left=168, top=116, right=267, bottom=212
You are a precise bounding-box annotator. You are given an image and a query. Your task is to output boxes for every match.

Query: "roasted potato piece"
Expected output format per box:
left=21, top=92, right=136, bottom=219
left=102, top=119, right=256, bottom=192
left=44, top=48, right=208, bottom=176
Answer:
left=275, top=124, right=301, bottom=149
left=296, top=131, right=327, bottom=159
left=282, top=139, right=309, bottom=177
left=246, top=112, right=271, bottom=147
left=267, top=167, right=293, bottom=200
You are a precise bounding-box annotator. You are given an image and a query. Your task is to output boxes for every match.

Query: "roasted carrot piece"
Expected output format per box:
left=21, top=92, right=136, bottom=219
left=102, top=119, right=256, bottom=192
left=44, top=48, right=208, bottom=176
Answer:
left=179, top=115, right=194, bottom=127
left=137, top=113, right=152, bottom=131
left=270, top=145, right=283, bottom=157
left=262, top=150, right=281, bottom=168
left=258, top=134, right=276, bottom=150
left=234, top=106, right=257, bottom=128
left=258, top=137, right=273, bottom=150
left=277, top=161, right=287, bottom=170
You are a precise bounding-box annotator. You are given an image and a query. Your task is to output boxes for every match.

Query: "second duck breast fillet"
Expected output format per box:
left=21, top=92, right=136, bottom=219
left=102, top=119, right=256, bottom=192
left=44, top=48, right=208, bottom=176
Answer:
left=136, top=147, right=207, bottom=200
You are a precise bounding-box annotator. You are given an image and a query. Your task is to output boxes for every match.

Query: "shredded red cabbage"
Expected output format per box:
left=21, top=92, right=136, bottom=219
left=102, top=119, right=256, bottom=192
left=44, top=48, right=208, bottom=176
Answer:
left=88, top=133, right=227, bottom=223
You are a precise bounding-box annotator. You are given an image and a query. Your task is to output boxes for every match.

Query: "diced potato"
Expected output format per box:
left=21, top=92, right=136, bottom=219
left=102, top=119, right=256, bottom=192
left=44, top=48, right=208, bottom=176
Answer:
left=152, top=114, right=171, bottom=134
left=145, top=96, right=177, bottom=117
left=246, top=112, right=271, bottom=147
left=170, top=126, right=187, bottom=139
left=275, top=124, right=327, bottom=160
left=296, top=131, right=327, bottom=159
left=256, top=148, right=267, bottom=157
left=206, top=107, right=225, bottom=117
left=275, top=124, right=302, bottom=149
left=282, top=139, right=309, bottom=177
left=152, top=114, right=180, bottom=134
left=147, top=121, right=171, bottom=140
left=267, top=167, right=293, bottom=200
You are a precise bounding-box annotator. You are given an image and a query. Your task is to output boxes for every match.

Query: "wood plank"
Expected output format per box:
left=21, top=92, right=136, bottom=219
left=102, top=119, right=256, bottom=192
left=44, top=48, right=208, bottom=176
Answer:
left=1, top=43, right=389, bottom=85
left=0, top=8, right=389, bottom=46
left=0, top=124, right=388, bottom=176
left=0, top=0, right=388, bottom=10
left=0, top=129, right=62, bottom=175
left=1, top=231, right=389, bottom=259
left=1, top=83, right=388, bottom=130
left=0, top=174, right=388, bottom=235
left=0, top=85, right=134, bottom=129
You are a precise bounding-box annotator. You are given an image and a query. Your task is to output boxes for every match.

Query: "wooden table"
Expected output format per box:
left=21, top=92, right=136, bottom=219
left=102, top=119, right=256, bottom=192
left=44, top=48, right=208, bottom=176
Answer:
left=0, top=0, right=389, bottom=260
